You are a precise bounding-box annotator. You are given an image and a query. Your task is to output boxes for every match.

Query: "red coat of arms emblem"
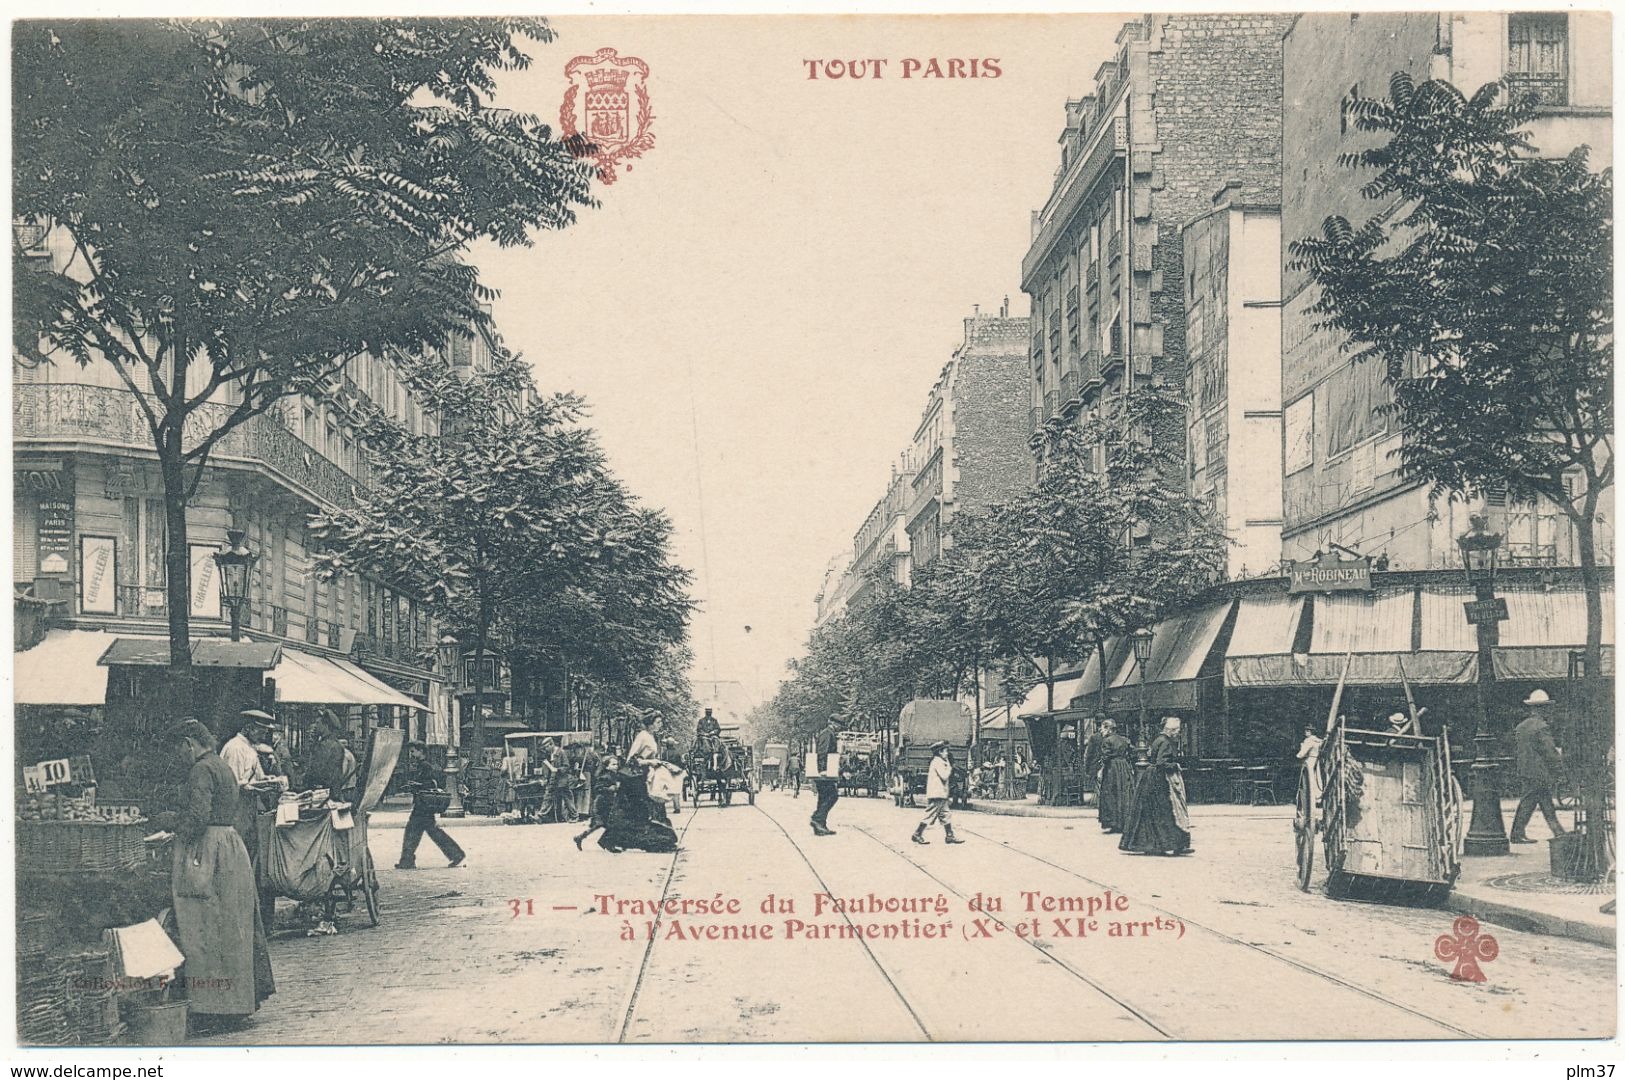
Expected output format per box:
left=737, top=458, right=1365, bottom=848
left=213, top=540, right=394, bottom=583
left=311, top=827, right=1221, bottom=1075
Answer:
left=560, top=48, right=653, bottom=185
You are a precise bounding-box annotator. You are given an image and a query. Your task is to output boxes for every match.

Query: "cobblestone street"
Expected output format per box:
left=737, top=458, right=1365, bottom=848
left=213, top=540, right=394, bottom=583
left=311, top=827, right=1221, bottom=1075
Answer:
left=197, top=791, right=1615, bottom=1045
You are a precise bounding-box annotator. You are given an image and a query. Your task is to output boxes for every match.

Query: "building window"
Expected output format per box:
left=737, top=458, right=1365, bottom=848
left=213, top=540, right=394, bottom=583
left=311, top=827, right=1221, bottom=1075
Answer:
left=1507, top=13, right=1568, bottom=106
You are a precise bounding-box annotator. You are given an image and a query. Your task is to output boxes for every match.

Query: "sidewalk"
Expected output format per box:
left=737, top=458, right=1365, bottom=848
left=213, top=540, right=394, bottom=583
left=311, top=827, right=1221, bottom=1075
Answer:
left=1446, top=810, right=1615, bottom=948
left=968, top=795, right=1615, bottom=946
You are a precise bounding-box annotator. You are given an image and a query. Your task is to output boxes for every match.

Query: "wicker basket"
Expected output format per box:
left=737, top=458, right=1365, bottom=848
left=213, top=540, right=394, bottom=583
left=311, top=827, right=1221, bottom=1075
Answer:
left=18, top=821, right=150, bottom=873
left=413, top=791, right=453, bottom=815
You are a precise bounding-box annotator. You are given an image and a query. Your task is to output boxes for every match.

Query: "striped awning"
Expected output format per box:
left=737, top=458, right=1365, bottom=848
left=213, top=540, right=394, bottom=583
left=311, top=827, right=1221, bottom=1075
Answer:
left=1107, top=602, right=1233, bottom=709
left=1492, top=586, right=1616, bottom=679
left=1223, top=593, right=1307, bottom=687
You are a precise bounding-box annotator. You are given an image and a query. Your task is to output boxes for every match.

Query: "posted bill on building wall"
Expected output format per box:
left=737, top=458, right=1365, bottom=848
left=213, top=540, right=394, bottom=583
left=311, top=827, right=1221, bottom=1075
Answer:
left=7, top=3, right=1616, bottom=1065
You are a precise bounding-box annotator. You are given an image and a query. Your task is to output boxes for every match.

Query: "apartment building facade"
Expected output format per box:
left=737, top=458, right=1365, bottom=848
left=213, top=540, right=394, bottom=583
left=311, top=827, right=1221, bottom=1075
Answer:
left=1280, top=10, right=1613, bottom=569
left=1021, top=13, right=1294, bottom=467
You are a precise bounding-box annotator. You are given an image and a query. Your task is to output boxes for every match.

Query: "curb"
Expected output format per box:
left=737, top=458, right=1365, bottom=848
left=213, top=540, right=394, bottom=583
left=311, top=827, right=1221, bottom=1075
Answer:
left=1446, top=888, right=1615, bottom=948
left=965, top=800, right=1299, bottom=820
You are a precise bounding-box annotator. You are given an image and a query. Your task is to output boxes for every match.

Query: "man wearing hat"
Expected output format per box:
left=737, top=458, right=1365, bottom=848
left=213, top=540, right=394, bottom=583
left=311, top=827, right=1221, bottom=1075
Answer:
left=1510, top=689, right=1568, bottom=844
left=221, top=708, right=281, bottom=924
left=912, top=741, right=965, bottom=845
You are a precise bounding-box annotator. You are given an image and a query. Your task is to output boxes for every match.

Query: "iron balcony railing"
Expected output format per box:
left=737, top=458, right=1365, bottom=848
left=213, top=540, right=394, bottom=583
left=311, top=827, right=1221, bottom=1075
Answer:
left=1081, top=350, right=1103, bottom=392
left=14, top=383, right=364, bottom=511
left=1504, top=71, right=1568, bottom=107
left=1060, top=370, right=1079, bottom=406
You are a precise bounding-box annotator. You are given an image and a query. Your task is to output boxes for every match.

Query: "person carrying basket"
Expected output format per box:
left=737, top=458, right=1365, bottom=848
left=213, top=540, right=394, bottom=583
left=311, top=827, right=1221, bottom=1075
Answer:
left=397, top=742, right=465, bottom=869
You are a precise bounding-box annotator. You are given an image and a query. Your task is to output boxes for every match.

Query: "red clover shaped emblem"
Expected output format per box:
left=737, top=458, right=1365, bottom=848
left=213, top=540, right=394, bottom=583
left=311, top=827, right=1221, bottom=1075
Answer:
left=1434, top=915, right=1498, bottom=982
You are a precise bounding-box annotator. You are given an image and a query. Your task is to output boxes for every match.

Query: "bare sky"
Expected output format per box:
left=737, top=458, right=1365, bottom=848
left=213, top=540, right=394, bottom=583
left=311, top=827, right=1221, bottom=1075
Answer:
left=474, top=14, right=1125, bottom=708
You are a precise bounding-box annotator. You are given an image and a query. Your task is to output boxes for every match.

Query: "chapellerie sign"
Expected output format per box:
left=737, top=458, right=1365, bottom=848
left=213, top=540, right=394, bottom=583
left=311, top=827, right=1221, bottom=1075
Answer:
left=1287, top=554, right=1373, bottom=594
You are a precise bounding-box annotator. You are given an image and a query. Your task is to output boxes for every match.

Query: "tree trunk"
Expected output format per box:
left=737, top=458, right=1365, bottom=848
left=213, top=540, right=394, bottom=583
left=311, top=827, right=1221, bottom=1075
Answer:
left=160, top=434, right=194, bottom=670
left=1097, top=638, right=1109, bottom=718
left=1572, top=497, right=1610, bottom=879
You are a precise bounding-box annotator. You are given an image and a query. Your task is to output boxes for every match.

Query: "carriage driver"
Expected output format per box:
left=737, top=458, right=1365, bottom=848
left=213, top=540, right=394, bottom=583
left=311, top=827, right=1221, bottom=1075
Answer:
left=696, top=708, right=723, bottom=770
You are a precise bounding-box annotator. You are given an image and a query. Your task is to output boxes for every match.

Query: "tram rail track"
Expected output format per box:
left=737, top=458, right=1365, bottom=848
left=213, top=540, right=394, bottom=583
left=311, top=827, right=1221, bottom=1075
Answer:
left=954, top=822, right=1486, bottom=1040
left=617, top=796, right=1487, bottom=1042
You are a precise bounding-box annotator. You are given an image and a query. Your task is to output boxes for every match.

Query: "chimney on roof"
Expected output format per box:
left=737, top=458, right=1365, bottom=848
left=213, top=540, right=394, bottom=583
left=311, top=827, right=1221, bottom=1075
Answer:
left=1000, top=296, right=1010, bottom=317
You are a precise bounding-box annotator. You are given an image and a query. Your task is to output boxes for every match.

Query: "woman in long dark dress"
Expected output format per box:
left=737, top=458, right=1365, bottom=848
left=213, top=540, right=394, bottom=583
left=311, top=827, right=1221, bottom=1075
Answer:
left=1119, top=717, right=1193, bottom=856
left=162, top=718, right=275, bottom=1030
left=1094, top=720, right=1136, bottom=834
left=598, top=715, right=679, bottom=853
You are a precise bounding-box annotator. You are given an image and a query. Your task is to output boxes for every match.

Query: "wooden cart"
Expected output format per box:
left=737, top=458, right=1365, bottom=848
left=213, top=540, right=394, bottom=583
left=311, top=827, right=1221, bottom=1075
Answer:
left=1294, top=656, right=1464, bottom=903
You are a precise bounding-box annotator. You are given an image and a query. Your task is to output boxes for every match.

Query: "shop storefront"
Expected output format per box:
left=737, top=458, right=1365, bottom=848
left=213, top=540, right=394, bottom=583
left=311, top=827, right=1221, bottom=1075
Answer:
left=1014, top=569, right=1613, bottom=805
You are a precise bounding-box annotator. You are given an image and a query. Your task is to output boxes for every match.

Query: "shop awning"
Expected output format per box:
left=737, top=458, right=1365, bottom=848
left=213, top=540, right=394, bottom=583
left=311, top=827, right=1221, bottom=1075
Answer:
left=1015, top=673, right=1084, bottom=719
left=979, top=706, right=1028, bottom=734
left=1305, top=589, right=1419, bottom=684
left=270, top=648, right=427, bottom=710
left=1398, top=588, right=1479, bottom=685
left=1224, top=593, right=1308, bottom=688
left=330, top=656, right=428, bottom=710
left=14, top=629, right=130, bottom=706
left=97, top=636, right=283, bottom=669
left=1068, top=636, right=1128, bottom=710
left=1107, top=602, right=1233, bottom=709
left=1492, top=586, right=1616, bottom=680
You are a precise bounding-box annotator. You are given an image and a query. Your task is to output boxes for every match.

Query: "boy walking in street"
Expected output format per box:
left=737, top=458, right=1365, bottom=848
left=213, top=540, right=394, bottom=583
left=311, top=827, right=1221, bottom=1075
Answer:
left=912, top=742, right=965, bottom=845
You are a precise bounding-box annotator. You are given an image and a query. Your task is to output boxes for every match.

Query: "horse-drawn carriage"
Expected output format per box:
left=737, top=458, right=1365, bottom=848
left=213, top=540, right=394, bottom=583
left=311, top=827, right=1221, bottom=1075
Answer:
left=835, top=731, right=886, bottom=797
left=761, top=741, right=789, bottom=790
left=1295, top=656, right=1464, bottom=904
left=685, top=724, right=757, bottom=807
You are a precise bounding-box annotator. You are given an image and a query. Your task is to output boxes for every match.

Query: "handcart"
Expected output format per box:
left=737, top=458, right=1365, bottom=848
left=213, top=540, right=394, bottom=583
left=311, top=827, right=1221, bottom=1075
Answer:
left=1295, top=656, right=1464, bottom=903
left=259, top=727, right=403, bottom=929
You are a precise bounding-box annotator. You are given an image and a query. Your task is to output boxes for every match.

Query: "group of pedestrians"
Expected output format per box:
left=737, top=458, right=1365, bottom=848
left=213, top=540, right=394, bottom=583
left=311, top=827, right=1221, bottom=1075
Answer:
left=1085, top=716, right=1194, bottom=857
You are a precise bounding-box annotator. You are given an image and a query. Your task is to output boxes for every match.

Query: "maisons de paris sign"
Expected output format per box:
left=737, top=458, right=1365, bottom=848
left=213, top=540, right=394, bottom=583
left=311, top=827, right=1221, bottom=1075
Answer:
left=1287, top=552, right=1373, bottom=594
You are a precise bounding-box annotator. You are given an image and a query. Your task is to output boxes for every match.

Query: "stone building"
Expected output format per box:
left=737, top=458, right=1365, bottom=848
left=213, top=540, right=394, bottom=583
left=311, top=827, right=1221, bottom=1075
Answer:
left=816, top=304, right=1031, bottom=622
left=1180, top=184, right=1284, bottom=580
left=1280, top=10, right=1613, bottom=570
left=812, top=552, right=854, bottom=630
left=845, top=456, right=916, bottom=611
left=905, top=304, right=1032, bottom=571
left=1021, top=13, right=1294, bottom=466
left=11, top=222, right=523, bottom=750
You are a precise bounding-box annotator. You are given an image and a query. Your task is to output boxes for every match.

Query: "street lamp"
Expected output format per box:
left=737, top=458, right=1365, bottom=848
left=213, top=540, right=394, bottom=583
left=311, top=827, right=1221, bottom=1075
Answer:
left=1132, top=626, right=1155, bottom=769
left=1459, top=514, right=1508, bottom=856
left=212, top=529, right=258, bottom=642
left=437, top=634, right=467, bottom=818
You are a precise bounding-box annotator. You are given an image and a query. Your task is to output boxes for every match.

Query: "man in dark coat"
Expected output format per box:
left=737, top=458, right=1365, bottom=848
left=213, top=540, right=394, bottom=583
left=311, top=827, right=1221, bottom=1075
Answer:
left=397, top=743, right=465, bottom=869
left=1510, top=689, right=1567, bottom=843
left=809, top=718, right=841, bottom=836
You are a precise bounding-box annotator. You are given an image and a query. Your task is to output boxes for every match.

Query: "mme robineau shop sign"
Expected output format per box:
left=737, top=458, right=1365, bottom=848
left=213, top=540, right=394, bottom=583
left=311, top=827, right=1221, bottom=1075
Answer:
left=1287, top=553, right=1373, bottom=594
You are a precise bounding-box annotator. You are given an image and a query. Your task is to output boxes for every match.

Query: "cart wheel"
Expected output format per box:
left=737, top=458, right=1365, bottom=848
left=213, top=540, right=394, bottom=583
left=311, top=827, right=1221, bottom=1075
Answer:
left=1294, top=779, right=1315, bottom=892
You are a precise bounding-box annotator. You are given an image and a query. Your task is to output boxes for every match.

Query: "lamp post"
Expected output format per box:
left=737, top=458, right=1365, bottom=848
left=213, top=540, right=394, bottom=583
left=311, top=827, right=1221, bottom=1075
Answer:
left=212, top=529, right=258, bottom=642
left=1459, top=515, right=1508, bottom=857
left=1132, top=626, right=1154, bottom=769
left=438, top=634, right=466, bottom=818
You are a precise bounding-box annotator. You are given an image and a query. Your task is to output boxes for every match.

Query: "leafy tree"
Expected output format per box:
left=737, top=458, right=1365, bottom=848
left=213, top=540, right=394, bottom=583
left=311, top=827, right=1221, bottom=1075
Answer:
left=957, top=387, right=1227, bottom=725
left=14, top=18, right=595, bottom=667
left=1291, top=73, right=1612, bottom=874
left=312, top=352, right=625, bottom=752
left=504, top=486, right=694, bottom=737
